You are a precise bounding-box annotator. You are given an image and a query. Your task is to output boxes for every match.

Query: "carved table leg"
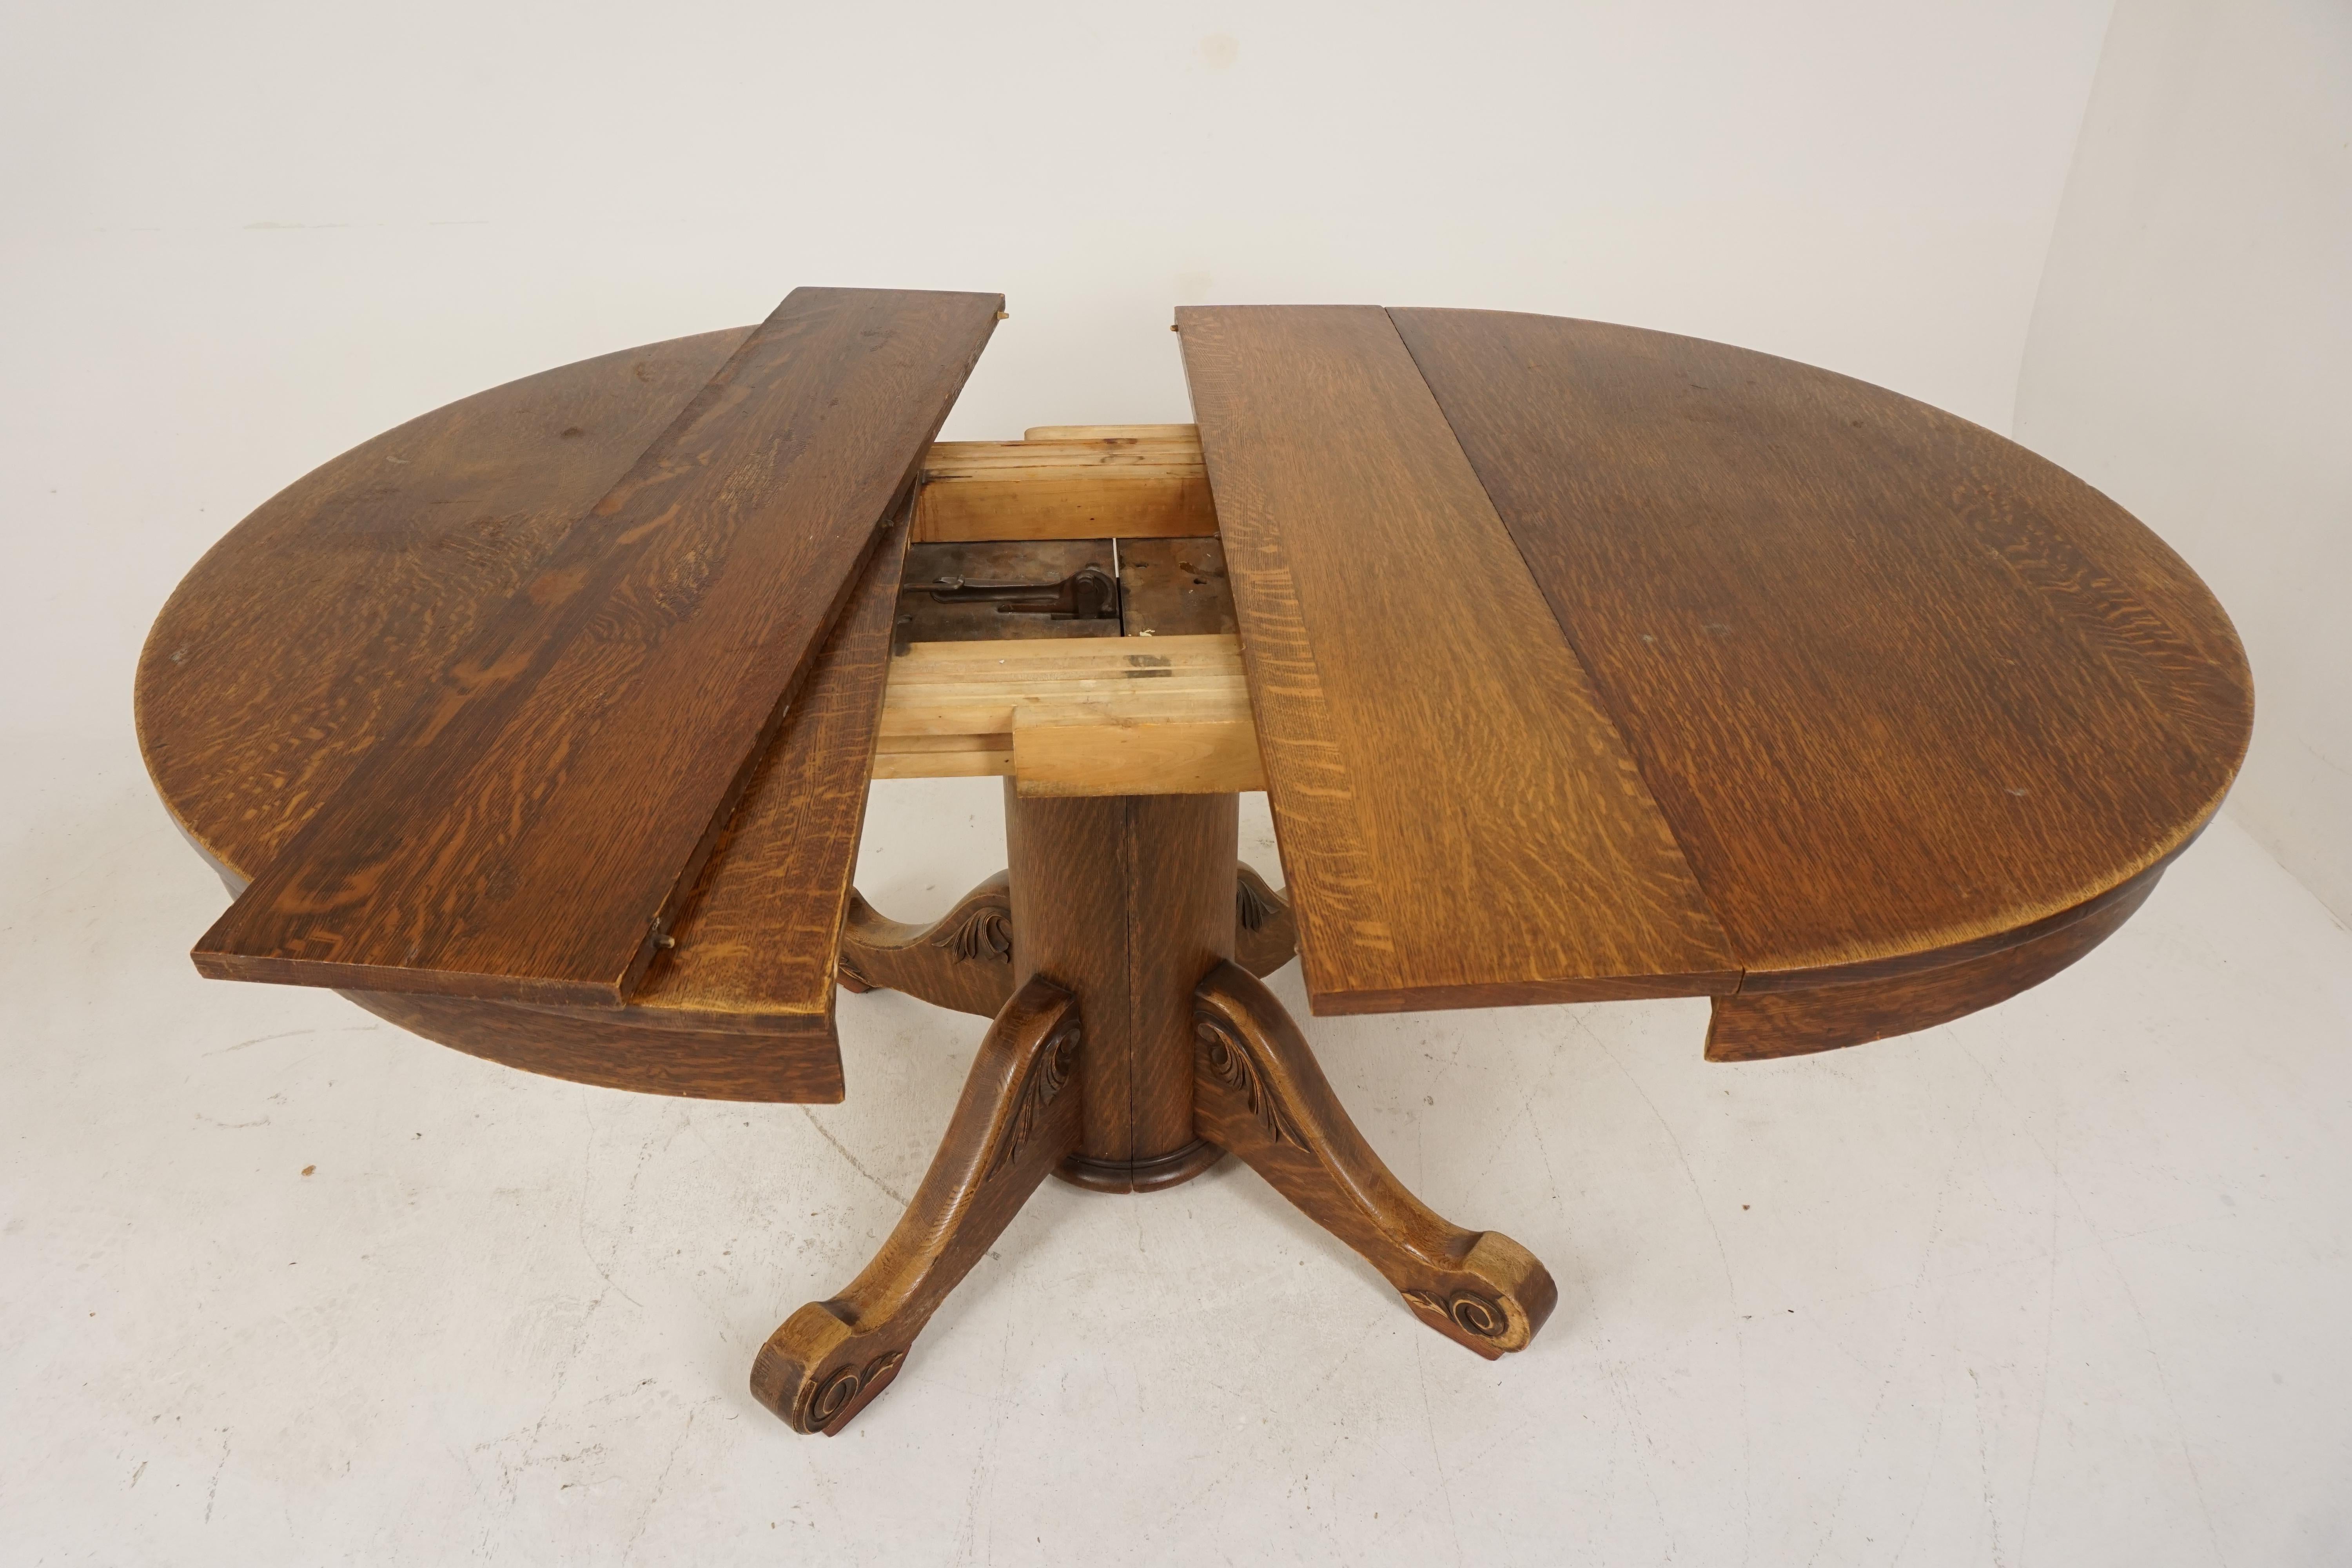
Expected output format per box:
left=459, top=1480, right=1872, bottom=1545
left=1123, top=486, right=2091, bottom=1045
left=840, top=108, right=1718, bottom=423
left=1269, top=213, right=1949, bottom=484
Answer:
left=751, top=975, right=1083, bottom=1434
left=837, top=860, right=1298, bottom=1029
left=1234, top=863, right=1297, bottom=978
left=1192, top=960, right=1558, bottom=1359
left=836, top=871, right=1015, bottom=1017
left=840, top=864, right=1291, bottom=1019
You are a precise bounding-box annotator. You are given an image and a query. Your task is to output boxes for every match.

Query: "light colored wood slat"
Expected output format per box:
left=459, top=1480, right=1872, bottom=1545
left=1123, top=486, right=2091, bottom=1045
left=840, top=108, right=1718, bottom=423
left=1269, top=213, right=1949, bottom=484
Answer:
left=876, top=732, right=1013, bottom=755
left=890, top=634, right=1240, bottom=668
left=881, top=639, right=1250, bottom=727
left=1177, top=304, right=1738, bottom=1014
left=913, top=433, right=1217, bottom=542
left=912, top=478, right=1214, bottom=542
left=872, top=634, right=1264, bottom=795
left=924, top=437, right=1202, bottom=476
left=1014, top=715, right=1263, bottom=796
left=870, top=747, right=1014, bottom=780
left=1020, top=423, right=1200, bottom=441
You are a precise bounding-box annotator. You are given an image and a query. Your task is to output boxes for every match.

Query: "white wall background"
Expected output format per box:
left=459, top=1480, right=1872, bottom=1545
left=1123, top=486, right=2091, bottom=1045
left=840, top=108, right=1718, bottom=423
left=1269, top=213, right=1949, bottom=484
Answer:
left=2017, top=0, right=2352, bottom=923
left=1, top=0, right=2114, bottom=745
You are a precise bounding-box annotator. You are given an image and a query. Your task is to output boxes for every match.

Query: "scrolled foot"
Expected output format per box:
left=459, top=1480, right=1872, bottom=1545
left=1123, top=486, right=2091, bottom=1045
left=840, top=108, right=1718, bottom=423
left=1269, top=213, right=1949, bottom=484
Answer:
left=751, top=976, right=1084, bottom=1434
left=1395, top=1231, right=1552, bottom=1357
left=751, top=1303, right=910, bottom=1436
left=1192, top=961, right=1557, bottom=1359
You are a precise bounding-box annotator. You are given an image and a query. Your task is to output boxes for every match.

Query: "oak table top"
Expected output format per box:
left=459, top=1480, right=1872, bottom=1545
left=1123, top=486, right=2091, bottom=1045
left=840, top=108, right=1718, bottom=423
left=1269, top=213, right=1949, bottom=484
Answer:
left=141, top=303, right=2250, bottom=1077
left=138, top=295, right=2252, bottom=1434
left=1180, top=305, right=2250, bottom=1054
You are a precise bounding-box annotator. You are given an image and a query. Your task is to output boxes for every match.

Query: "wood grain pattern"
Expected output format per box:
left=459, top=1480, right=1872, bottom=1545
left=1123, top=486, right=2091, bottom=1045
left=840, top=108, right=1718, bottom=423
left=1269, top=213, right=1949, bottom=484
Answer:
left=195, top=288, right=1001, bottom=1006
left=913, top=435, right=1214, bottom=541
left=1005, top=785, right=1236, bottom=1186
left=139, top=328, right=753, bottom=880
left=1233, top=864, right=1298, bottom=979
left=348, top=988, right=846, bottom=1101
left=1192, top=962, right=1557, bottom=1357
left=751, top=977, right=1083, bottom=1433
left=837, top=862, right=1295, bottom=1024
left=1705, top=854, right=2172, bottom=1060
left=178, top=849, right=851, bottom=1102
left=835, top=872, right=1016, bottom=1017
left=1392, top=309, right=2251, bottom=989
left=873, top=633, right=1263, bottom=794
left=1021, top=424, right=1198, bottom=441
left=171, top=548, right=905, bottom=1095
left=142, top=327, right=914, bottom=1097
left=1177, top=305, right=1737, bottom=1015
left=145, top=299, right=2254, bottom=1102
left=624, top=508, right=909, bottom=1033
left=1012, top=713, right=1263, bottom=798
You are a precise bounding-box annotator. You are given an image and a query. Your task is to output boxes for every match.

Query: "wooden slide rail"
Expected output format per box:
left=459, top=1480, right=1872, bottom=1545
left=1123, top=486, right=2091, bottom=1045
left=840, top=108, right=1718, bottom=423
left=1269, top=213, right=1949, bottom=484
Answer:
left=885, top=425, right=1266, bottom=798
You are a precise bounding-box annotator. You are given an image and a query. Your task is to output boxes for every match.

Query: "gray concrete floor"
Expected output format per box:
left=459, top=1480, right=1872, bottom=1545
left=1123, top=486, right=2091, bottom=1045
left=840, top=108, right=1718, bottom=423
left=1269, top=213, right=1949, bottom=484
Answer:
left=4, top=738, right=2349, bottom=1565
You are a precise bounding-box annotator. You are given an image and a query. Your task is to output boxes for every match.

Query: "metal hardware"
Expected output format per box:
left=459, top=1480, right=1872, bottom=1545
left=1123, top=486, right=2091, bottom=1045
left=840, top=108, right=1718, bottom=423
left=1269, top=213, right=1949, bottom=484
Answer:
left=894, top=541, right=1123, bottom=654
left=927, top=565, right=1119, bottom=621
left=891, top=536, right=1235, bottom=653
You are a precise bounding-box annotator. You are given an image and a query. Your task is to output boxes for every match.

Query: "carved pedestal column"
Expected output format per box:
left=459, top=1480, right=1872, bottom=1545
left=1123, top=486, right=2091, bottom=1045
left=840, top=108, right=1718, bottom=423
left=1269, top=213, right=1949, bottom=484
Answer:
left=755, top=783, right=1556, bottom=1435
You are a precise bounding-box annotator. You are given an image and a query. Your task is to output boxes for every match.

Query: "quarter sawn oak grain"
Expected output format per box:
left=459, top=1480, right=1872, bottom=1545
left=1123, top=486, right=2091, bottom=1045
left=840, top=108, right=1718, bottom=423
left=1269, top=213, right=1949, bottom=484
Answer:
left=626, top=509, right=909, bottom=1034
left=1391, top=309, right=2251, bottom=1005
left=140, top=328, right=752, bottom=882
left=1176, top=305, right=1737, bottom=1015
left=140, top=294, right=2258, bottom=1436
left=194, top=288, right=1002, bottom=1007
left=143, top=325, right=911, bottom=1096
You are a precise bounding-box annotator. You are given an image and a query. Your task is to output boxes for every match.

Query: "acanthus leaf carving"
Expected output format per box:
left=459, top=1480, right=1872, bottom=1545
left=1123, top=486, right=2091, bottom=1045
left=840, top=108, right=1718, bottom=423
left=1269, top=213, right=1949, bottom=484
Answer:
left=932, top=902, right=1013, bottom=965
left=1194, top=1013, right=1302, bottom=1149
left=984, top=1021, right=1079, bottom=1181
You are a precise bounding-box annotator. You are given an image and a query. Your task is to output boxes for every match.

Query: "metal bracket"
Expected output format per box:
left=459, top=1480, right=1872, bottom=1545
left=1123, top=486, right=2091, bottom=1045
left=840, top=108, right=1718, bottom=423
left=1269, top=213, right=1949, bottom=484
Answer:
left=927, top=565, right=1119, bottom=621
left=893, top=537, right=1233, bottom=654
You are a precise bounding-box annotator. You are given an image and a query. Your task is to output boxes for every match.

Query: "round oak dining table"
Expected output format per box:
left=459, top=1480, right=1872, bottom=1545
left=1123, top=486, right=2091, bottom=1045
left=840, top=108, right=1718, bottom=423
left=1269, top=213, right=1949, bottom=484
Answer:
left=139, top=298, right=2251, bottom=1434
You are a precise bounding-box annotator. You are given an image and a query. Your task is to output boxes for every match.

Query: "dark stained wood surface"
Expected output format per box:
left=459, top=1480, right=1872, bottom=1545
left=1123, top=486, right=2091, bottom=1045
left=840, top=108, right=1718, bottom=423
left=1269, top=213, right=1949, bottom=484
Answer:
left=751, top=976, right=1084, bottom=1434
left=1005, top=785, right=1236, bottom=1188
left=836, top=872, right=1019, bottom=1017
left=1192, top=962, right=1556, bottom=1358
left=140, top=325, right=912, bottom=1098
left=349, top=988, right=847, bottom=1102
left=1703, top=856, right=2172, bottom=1061
left=193, top=288, right=1002, bottom=1007
left=626, top=510, right=908, bottom=1033
left=1391, top=309, right=2250, bottom=988
left=1176, top=305, right=1739, bottom=1016
left=174, top=847, right=853, bottom=1103
left=1233, top=863, right=1298, bottom=980
left=836, top=861, right=1299, bottom=1030
left=144, top=300, right=2253, bottom=1076
left=1176, top=303, right=2246, bottom=1044
left=140, top=328, right=753, bottom=879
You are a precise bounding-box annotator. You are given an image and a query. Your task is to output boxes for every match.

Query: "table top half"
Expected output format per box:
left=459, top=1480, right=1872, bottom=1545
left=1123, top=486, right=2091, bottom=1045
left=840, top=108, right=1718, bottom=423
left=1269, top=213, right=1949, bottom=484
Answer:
left=137, top=298, right=2251, bottom=1094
